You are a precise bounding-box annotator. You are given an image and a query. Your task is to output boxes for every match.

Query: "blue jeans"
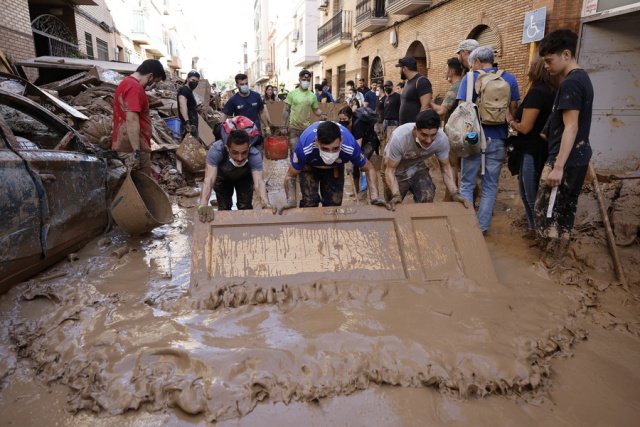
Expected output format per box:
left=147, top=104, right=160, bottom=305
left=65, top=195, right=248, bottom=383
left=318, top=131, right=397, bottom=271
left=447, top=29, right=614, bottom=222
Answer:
left=460, top=139, right=506, bottom=232
left=518, top=153, right=539, bottom=230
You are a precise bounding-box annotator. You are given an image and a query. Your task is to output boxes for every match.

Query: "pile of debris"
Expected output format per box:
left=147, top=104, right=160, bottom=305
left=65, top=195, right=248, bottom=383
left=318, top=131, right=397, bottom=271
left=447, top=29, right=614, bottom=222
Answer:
left=0, top=57, right=220, bottom=193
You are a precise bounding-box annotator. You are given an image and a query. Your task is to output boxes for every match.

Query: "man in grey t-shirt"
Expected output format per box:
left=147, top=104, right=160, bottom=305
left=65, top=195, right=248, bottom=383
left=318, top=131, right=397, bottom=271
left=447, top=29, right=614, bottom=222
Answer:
left=197, top=129, right=272, bottom=221
left=384, top=110, right=467, bottom=210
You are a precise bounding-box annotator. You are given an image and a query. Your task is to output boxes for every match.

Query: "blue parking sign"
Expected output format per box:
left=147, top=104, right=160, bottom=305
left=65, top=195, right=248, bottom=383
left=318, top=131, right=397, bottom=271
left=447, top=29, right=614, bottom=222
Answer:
left=522, top=7, right=546, bottom=43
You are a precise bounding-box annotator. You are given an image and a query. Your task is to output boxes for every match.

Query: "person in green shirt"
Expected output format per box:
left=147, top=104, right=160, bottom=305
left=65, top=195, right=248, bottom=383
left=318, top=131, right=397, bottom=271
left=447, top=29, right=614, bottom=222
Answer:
left=282, top=69, right=327, bottom=151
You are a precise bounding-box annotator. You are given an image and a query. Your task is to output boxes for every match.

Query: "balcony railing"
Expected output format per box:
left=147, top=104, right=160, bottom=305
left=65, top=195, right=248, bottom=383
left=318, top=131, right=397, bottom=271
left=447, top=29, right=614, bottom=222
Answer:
left=356, top=0, right=385, bottom=23
left=318, top=10, right=352, bottom=50
left=131, top=10, right=149, bottom=34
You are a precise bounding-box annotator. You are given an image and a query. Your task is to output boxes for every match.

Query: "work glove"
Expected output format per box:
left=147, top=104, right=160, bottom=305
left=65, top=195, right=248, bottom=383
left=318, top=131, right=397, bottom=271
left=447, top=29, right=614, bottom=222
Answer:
left=130, top=149, right=141, bottom=170
left=451, top=191, right=469, bottom=208
left=281, top=126, right=289, bottom=137
left=277, top=199, right=297, bottom=215
left=198, top=205, right=215, bottom=222
left=370, top=197, right=391, bottom=210
left=320, top=113, right=328, bottom=121
left=263, top=127, right=272, bottom=139
left=387, top=193, right=402, bottom=211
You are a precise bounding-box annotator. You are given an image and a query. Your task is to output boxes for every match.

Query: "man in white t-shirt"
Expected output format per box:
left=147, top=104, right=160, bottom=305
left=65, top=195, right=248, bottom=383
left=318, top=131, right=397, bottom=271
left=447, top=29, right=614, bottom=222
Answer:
left=384, top=110, right=468, bottom=210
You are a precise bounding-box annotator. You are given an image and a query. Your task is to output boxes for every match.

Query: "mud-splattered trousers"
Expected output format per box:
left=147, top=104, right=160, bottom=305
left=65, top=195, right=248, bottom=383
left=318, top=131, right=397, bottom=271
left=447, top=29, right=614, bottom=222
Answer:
left=299, top=165, right=345, bottom=207
left=534, top=163, right=588, bottom=260
left=214, top=173, right=254, bottom=210
left=383, top=167, right=436, bottom=203
left=288, top=128, right=304, bottom=153
left=460, top=139, right=507, bottom=232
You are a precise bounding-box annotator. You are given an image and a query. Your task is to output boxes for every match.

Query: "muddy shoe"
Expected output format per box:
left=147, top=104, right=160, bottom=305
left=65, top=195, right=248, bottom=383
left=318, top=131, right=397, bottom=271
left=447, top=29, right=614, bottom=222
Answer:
left=523, top=230, right=537, bottom=240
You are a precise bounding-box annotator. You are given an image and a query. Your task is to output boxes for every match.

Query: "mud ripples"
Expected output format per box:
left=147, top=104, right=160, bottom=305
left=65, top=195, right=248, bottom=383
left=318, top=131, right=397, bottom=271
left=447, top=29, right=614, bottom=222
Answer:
left=4, top=274, right=588, bottom=422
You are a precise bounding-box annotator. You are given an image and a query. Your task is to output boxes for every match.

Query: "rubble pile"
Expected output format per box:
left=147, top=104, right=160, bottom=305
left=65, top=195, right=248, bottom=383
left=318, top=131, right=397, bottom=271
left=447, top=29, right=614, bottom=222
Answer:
left=4, top=64, right=220, bottom=193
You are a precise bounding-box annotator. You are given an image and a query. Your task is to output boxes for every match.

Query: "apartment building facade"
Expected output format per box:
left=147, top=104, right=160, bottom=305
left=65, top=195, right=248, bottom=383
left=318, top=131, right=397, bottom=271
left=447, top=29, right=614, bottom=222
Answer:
left=0, top=0, right=195, bottom=80
left=316, top=0, right=582, bottom=100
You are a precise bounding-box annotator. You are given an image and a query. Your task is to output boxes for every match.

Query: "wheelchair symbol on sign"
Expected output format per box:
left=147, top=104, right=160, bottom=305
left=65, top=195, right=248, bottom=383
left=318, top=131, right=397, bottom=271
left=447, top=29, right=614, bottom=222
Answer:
left=526, top=15, right=541, bottom=39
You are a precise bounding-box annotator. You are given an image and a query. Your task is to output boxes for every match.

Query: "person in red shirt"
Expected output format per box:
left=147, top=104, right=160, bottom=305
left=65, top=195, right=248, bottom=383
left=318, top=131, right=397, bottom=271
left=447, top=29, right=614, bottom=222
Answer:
left=112, top=59, right=166, bottom=175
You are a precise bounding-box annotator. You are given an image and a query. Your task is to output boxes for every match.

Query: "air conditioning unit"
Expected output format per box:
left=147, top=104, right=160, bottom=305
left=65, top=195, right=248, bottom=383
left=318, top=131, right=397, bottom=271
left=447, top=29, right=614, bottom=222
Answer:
left=292, top=30, right=300, bottom=41
left=318, top=0, right=329, bottom=11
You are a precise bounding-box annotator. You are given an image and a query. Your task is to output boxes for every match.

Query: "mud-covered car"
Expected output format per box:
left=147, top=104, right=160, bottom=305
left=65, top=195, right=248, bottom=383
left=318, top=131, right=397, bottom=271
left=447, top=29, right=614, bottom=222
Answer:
left=0, top=89, right=108, bottom=293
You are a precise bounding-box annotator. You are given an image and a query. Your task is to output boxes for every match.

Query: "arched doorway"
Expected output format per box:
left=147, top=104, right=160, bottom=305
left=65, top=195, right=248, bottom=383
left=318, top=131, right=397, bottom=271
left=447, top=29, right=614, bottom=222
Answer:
left=469, top=25, right=498, bottom=52
left=370, top=56, right=384, bottom=85
left=406, top=41, right=427, bottom=77
left=31, top=14, right=79, bottom=58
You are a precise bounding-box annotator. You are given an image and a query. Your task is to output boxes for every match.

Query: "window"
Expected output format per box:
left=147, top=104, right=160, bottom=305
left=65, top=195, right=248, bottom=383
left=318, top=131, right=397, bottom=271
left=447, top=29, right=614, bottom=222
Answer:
left=96, top=38, right=109, bottom=61
left=85, top=32, right=94, bottom=59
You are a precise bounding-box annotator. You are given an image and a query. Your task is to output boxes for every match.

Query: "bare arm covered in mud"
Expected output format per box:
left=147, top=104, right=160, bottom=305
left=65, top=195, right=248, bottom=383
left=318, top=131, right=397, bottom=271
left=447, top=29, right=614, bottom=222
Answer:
left=197, top=164, right=218, bottom=222
left=251, top=170, right=271, bottom=208
left=360, top=160, right=381, bottom=202
left=439, top=158, right=468, bottom=207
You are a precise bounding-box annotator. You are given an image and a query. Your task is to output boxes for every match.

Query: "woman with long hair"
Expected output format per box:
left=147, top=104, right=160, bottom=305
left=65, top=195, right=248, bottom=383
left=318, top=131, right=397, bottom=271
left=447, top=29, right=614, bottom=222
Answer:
left=263, top=84, right=276, bottom=103
left=508, top=54, right=560, bottom=240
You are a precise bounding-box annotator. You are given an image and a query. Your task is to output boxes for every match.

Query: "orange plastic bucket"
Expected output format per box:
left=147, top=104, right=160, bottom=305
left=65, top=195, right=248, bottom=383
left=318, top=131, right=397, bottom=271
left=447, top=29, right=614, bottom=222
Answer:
left=265, top=137, right=288, bottom=160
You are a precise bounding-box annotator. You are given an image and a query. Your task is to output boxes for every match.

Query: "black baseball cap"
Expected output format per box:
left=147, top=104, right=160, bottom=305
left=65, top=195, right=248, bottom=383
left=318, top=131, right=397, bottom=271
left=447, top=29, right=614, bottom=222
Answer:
left=299, top=69, right=311, bottom=78
left=383, top=80, right=393, bottom=86
left=395, top=56, right=417, bottom=68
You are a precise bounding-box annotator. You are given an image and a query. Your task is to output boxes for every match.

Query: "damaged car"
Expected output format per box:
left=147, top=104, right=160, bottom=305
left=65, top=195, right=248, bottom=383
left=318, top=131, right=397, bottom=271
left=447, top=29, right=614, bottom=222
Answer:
left=0, top=89, right=108, bottom=293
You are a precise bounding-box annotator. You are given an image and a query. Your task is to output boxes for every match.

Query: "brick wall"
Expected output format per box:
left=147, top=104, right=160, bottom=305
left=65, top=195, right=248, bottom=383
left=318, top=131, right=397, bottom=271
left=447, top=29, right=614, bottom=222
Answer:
left=323, top=0, right=583, bottom=100
left=0, top=0, right=35, bottom=63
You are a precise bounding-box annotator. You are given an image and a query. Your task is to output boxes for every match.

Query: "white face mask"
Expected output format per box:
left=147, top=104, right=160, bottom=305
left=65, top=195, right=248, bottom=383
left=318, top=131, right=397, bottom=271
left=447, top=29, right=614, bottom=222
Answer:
left=300, top=81, right=310, bottom=90
left=229, top=157, right=248, bottom=167
left=375, top=90, right=380, bottom=97
left=319, top=149, right=340, bottom=165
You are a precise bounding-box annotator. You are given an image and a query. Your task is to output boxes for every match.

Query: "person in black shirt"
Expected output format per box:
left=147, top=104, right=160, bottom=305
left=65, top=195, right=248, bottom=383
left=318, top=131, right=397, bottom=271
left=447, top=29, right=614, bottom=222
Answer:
left=508, top=54, right=559, bottom=239
left=177, top=70, right=200, bottom=137
left=534, top=29, right=594, bottom=268
left=377, top=80, right=401, bottom=153
left=314, top=84, right=331, bottom=103
left=396, top=56, right=433, bottom=124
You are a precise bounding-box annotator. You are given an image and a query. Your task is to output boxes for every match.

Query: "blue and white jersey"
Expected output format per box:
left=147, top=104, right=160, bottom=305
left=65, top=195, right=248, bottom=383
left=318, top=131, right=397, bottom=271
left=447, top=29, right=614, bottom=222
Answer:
left=290, top=122, right=367, bottom=170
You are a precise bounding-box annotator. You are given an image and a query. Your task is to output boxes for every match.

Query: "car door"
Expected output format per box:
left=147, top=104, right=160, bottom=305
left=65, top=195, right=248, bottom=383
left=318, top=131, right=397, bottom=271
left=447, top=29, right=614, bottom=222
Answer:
left=0, top=115, right=43, bottom=291
left=0, top=91, right=108, bottom=291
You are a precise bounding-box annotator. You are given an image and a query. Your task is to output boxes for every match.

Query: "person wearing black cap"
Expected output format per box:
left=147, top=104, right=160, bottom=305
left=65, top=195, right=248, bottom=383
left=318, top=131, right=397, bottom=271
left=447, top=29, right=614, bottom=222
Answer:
left=177, top=69, right=200, bottom=137
left=282, top=69, right=327, bottom=151
left=383, top=110, right=467, bottom=210
left=396, top=56, right=433, bottom=125
left=377, top=80, right=401, bottom=152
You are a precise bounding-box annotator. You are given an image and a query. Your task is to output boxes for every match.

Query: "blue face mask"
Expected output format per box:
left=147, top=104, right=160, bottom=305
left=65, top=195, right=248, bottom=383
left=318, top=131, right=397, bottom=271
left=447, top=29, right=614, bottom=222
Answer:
left=239, top=85, right=249, bottom=94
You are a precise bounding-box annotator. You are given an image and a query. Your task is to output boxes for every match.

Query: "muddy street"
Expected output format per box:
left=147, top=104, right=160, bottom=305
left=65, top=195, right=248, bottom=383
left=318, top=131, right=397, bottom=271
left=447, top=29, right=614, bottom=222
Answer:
left=0, top=158, right=639, bottom=426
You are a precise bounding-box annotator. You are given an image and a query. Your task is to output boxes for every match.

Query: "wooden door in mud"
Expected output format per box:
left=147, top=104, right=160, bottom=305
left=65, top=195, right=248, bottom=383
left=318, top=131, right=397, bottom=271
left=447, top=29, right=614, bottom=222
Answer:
left=191, top=203, right=496, bottom=287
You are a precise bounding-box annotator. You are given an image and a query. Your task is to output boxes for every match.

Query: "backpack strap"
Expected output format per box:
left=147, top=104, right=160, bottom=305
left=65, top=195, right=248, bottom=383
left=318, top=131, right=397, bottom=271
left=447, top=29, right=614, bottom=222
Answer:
left=495, top=70, right=505, bottom=77
left=465, top=70, right=474, bottom=102
left=415, top=75, right=425, bottom=90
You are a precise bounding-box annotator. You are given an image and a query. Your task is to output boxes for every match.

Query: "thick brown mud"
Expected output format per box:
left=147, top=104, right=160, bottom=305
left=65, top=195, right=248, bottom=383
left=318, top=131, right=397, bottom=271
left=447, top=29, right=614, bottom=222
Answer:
left=0, top=162, right=639, bottom=426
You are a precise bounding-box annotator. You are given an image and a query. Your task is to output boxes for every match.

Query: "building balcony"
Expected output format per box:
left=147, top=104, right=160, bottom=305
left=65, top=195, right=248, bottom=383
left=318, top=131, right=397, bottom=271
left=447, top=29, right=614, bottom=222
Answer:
left=385, top=0, right=431, bottom=16
left=131, top=10, right=151, bottom=44
left=355, top=0, right=388, bottom=32
left=255, top=61, right=274, bottom=83
left=168, top=56, right=182, bottom=69
left=317, top=10, right=353, bottom=56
